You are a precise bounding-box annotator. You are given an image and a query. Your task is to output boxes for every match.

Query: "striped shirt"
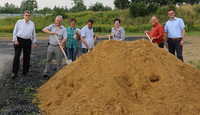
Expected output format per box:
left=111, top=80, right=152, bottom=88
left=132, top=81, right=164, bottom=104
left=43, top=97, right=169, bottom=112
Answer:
left=66, top=27, right=78, bottom=48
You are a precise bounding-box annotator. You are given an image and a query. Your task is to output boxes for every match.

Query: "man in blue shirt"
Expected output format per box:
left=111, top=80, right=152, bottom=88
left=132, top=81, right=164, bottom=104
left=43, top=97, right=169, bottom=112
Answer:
left=164, top=9, right=185, bottom=61
left=81, top=19, right=98, bottom=54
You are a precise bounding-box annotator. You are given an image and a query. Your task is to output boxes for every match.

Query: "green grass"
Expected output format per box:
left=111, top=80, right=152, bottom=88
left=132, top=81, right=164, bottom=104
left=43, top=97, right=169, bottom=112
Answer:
left=196, top=63, right=200, bottom=69
left=188, top=60, right=194, bottom=64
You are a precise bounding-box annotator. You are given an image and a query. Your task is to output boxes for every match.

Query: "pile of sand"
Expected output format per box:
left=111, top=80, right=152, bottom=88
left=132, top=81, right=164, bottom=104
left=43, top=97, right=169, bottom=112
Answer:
left=37, top=39, right=200, bottom=115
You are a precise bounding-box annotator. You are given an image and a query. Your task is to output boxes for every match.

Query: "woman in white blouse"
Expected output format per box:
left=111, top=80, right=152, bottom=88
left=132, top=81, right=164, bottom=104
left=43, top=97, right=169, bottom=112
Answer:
left=107, top=19, right=125, bottom=41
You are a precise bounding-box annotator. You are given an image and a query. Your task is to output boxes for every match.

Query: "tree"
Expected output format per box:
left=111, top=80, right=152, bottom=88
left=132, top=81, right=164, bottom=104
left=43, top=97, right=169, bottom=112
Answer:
left=70, top=0, right=87, bottom=12
left=52, top=6, right=67, bottom=18
left=38, top=7, right=51, bottom=16
left=20, top=0, right=38, bottom=14
left=0, top=2, right=21, bottom=14
left=129, top=1, right=147, bottom=17
left=114, top=0, right=130, bottom=9
left=88, top=2, right=112, bottom=11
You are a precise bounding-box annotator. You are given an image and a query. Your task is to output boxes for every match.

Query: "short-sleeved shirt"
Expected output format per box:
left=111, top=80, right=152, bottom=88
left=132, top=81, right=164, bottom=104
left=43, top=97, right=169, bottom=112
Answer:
left=66, top=27, right=78, bottom=49
left=111, top=26, right=125, bottom=40
left=81, top=25, right=94, bottom=49
left=149, top=23, right=164, bottom=43
left=45, top=24, right=67, bottom=45
left=164, top=17, right=185, bottom=39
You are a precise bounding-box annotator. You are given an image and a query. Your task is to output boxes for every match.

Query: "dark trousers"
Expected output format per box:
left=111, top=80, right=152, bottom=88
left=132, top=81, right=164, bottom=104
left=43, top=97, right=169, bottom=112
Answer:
left=167, top=39, right=183, bottom=61
left=82, top=48, right=88, bottom=54
left=12, top=37, right=32, bottom=74
left=157, top=43, right=164, bottom=48
left=65, top=47, right=78, bottom=61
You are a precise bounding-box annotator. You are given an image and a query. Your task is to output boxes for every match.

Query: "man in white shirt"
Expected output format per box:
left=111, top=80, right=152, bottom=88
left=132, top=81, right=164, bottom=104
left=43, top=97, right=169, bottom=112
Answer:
left=81, top=19, right=98, bottom=54
left=11, top=10, right=37, bottom=78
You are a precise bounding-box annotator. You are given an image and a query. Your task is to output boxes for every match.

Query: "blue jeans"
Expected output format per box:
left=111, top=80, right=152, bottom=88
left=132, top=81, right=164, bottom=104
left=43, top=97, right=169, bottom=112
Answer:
left=65, top=47, right=78, bottom=61
left=167, top=39, right=183, bottom=61
left=82, top=48, right=88, bottom=54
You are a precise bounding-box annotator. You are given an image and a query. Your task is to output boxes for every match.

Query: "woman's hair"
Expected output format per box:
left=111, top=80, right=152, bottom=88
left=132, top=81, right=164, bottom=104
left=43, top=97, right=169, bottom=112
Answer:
left=114, top=19, right=121, bottom=24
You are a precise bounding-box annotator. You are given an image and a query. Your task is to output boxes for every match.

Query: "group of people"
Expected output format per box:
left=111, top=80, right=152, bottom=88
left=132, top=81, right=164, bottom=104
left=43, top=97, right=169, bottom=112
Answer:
left=145, top=9, right=185, bottom=62
left=11, top=9, right=185, bottom=78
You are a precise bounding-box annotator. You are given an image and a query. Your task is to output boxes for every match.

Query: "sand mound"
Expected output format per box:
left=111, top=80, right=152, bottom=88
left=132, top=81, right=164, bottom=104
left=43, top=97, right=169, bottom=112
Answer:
left=37, top=39, right=200, bottom=115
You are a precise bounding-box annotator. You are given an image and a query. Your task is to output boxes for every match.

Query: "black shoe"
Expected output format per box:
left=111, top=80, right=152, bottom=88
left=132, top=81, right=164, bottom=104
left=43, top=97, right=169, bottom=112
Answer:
left=42, top=73, right=49, bottom=78
left=11, top=73, right=18, bottom=79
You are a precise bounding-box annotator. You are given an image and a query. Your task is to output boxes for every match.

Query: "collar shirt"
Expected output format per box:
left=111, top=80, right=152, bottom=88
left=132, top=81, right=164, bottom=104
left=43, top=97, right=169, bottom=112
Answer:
left=45, top=24, right=67, bottom=45
left=66, top=27, right=78, bottom=49
left=149, top=23, right=164, bottom=43
left=12, top=19, right=37, bottom=43
left=81, top=25, right=94, bottom=49
left=164, top=17, right=185, bottom=39
left=111, top=26, right=125, bottom=41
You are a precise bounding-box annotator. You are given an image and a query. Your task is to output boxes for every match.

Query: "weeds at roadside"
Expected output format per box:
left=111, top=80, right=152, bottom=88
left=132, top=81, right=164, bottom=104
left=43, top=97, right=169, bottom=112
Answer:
left=196, top=63, right=200, bottom=69
left=24, top=87, right=39, bottom=108
left=0, top=109, right=5, bottom=114
left=188, top=60, right=193, bottom=63
left=39, top=59, right=46, bottom=64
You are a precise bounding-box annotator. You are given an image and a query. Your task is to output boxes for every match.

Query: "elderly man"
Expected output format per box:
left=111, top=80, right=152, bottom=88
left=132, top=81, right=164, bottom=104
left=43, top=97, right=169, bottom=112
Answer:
left=42, top=15, right=67, bottom=77
left=144, top=16, right=164, bottom=48
left=81, top=19, right=98, bottom=54
left=11, top=10, right=37, bottom=78
left=164, top=9, right=185, bottom=61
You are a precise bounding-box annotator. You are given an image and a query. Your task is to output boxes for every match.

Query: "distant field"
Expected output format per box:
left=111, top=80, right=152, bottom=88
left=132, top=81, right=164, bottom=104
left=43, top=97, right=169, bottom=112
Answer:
left=0, top=15, right=8, bottom=19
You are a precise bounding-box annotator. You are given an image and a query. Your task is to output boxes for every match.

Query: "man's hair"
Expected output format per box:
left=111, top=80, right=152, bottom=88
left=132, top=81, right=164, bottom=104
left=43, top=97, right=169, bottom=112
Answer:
left=24, top=10, right=31, bottom=15
left=168, top=9, right=175, bottom=13
left=87, top=19, right=94, bottom=24
left=55, top=15, right=63, bottom=20
left=114, top=18, right=121, bottom=24
left=152, top=16, right=158, bottom=19
left=70, top=18, right=76, bottom=23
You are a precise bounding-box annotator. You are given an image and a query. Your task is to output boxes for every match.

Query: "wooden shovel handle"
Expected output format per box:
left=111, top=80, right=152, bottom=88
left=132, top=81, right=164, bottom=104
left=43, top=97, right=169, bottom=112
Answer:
left=54, top=34, right=68, bottom=60
left=88, top=37, right=97, bottom=52
left=145, top=33, right=152, bottom=43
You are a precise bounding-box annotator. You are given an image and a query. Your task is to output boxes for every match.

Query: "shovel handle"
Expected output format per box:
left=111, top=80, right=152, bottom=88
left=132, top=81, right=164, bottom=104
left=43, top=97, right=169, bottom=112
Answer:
left=145, top=33, right=152, bottom=43
left=54, top=34, right=68, bottom=60
left=88, top=37, right=97, bottom=52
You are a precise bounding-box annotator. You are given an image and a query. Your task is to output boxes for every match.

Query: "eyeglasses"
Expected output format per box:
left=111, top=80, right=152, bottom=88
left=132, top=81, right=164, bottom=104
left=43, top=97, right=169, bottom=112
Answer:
left=168, top=13, right=174, bottom=15
left=25, top=15, right=30, bottom=17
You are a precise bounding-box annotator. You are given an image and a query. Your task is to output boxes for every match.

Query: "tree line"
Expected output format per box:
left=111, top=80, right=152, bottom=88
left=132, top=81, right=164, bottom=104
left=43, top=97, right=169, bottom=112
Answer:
left=0, top=0, right=112, bottom=15
left=0, top=0, right=199, bottom=17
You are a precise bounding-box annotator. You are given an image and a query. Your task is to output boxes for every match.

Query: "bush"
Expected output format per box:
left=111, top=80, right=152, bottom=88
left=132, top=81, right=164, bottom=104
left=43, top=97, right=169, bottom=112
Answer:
left=129, top=1, right=147, bottom=17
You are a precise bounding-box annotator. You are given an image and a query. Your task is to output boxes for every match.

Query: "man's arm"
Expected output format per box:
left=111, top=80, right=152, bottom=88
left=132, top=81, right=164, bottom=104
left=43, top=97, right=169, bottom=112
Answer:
left=164, top=32, right=168, bottom=48
left=180, top=28, right=185, bottom=46
left=42, top=28, right=56, bottom=35
left=155, top=26, right=164, bottom=40
left=81, top=37, right=90, bottom=50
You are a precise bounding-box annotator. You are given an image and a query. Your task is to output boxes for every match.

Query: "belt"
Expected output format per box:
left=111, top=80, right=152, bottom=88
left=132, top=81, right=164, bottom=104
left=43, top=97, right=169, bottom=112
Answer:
left=168, top=38, right=182, bottom=41
left=50, top=44, right=59, bottom=46
left=17, top=37, right=31, bottom=40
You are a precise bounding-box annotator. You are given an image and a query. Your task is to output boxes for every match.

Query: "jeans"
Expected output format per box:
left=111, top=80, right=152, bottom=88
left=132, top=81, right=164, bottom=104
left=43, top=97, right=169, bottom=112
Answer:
left=167, top=39, right=183, bottom=61
left=82, top=48, right=88, bottom=54
left=65, top=47, right=78, bottom=61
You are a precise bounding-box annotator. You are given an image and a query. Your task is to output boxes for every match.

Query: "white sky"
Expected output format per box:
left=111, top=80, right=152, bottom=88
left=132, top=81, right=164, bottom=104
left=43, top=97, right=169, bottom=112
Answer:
left=0, top=0, right=115, bottom=10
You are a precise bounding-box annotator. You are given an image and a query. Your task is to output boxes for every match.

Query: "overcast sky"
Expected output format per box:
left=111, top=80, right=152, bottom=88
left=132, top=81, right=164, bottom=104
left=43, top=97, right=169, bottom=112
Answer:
left=0, top=0, right=115, bottom=9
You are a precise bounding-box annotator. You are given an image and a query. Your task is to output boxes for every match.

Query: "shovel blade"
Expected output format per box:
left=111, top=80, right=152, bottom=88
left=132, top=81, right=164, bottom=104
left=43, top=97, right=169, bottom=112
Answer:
left=66, top=59, right=72, bottom=65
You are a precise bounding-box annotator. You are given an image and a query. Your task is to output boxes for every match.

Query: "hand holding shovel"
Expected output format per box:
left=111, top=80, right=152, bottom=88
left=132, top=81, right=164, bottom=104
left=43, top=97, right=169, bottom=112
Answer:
left=55, top=34, right=72, bottom=65
left=145, top=33, right=152, bottom=43
left=88, top=36, right=97, bottom=52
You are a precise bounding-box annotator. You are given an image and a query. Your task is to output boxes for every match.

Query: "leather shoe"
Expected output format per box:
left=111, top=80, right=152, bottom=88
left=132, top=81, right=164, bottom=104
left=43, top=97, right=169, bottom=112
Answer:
left=42, top=73, right=49, bottom=78
left=11, top=73, right=18, bottom=79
